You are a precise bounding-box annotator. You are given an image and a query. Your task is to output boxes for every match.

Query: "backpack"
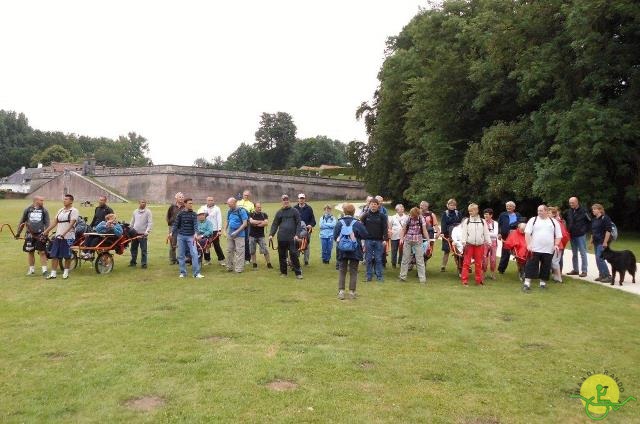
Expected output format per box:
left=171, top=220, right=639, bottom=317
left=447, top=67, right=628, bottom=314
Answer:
left=337, top=219, right=358, bottom=252
left=610, top=221, right=618, bottom=241
left=75, top=216, right=88, bottom=236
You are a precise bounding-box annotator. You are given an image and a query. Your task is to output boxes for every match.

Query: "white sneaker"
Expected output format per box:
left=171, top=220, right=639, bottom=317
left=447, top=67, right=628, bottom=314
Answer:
left=26, top=269, right=35, bottom=276
left=194, top=273, right=205, bottom=279
left=62, top=273, right=69, bottom=280
left=338, top=290, right=345, bottom=300
left=179, top=274, right=185, bottom=278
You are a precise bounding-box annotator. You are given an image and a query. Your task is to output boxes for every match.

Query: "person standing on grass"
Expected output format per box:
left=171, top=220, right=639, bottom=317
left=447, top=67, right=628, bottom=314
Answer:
left=319, top=204, right=337, bottom=264
left=497, top=201, right=522, bottom=274
left=360, top=198, right=388, bottom=282
left=129, top=199, right=152, bottom=269
left=170, top=198, right=204, bottom=279
left=460, top=203, right=491, bottom=286
left=548, top=206, right=570, bottom=283
left=249, top=202, right=272, bottom=270
left=482, top=208, right=499, bottom=280
left=166, top=192, right=185, bottom=265
left=43, top=194, right=79, bottom=280
left=89, top=195, right=114, bottom=230
left=237, top=189, right=255, bottom=264
left=334, top=203, right=369, bottom=300
left=16, top=195, right=50, bottom=276
left=440, top=198, right=462, bottom=272
left=522, top=205, right=562, bottom=291
left=388, top=204, right=408, bottom=269
left=203, top=196, right=225, bottom=266
left=269, top=194, right=303, bottom=279
left=294, top=193, right=316, bottom=266
left=399, top=207, right=429, bottom=283
left=564, top=196, right=590, bottom=277
left=590, top=204, right=613, bottom=283
left=225, top=197, right=249, bottom=273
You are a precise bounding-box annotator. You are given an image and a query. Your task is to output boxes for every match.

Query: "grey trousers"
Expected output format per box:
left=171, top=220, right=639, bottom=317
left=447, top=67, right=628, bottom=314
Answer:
left=226, top=237, right=245, bottom=272
left=338, top=259, right=359, bottom=291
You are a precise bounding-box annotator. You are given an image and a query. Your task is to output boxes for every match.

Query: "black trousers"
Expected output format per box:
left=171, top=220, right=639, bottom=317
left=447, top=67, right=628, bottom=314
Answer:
left=244, top=232, right=251, bottom=261
left=205, top=235, right=225, bottom=261
left=524, top=251, right=553, bottom=281
left=278, top=240, right=301, bottom=276
left=498, top=247, right=511, bottom=273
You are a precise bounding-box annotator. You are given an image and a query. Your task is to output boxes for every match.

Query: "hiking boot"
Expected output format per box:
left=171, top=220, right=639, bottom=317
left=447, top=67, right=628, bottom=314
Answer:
left=338, top=290, right=345, bottom=300
left=595, top=276, right=604, bottom=282
left=579, top=272, right=587, bottom=277
left=349, top=290, right=357, bottom=299
left=440, top=266, right=445, bottom=272
left=141, top=264, right=147, bottom=269
left=566, top=270, right=579, bottom=276
left=252, top=263, right=258, bottom=269
left=128, top=262, right=136, bottom=267
left=267, top=263, right=273, bottom=269
left=600, top=276, right=612, bottom=284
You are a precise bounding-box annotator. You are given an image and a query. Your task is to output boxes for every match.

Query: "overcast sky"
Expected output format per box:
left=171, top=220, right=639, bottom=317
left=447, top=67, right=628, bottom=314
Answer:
left=1, top=1, right=425, bottom=165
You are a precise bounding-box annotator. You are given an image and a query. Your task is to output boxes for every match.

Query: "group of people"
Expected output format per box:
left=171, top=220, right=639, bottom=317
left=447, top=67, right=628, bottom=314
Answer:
left=14, top=191, right=617, bottom=295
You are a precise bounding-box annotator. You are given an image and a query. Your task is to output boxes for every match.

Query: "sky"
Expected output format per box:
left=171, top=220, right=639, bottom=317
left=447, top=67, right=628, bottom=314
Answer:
left=1, top=1, right=426, bottom=165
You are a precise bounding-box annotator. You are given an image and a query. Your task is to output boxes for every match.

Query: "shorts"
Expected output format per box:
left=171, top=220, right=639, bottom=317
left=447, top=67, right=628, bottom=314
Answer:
left=249, top=236, right=268, bottom=255
left=442, top=238, right=451, bottom=253
left=50, top=238, right=74, bottom=259
left=23, top=233, right=47, bottom=252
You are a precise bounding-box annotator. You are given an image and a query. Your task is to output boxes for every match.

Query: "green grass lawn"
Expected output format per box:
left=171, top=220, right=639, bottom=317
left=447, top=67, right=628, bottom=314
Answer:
left=1, top=199, right=639, bottom=423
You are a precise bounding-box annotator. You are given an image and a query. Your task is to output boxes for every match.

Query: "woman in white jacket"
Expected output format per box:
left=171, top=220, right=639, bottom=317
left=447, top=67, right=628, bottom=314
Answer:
left=460, top=203, right=491, bottom=286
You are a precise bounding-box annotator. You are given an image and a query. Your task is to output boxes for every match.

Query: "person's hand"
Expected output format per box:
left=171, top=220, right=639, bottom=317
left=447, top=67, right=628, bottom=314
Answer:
left=497, top=234, right=502, bottom=241
left=294, top=236, right=300, bottom=241
left=269, top=235, right=273, bottom=240
left=306, top=225, right=312, bottom=231
left=603, top=241, right=608, bottom=248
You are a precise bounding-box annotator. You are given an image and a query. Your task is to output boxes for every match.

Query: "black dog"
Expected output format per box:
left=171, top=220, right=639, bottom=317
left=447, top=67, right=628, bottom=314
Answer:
left=600, top=247, right=637, bottom=286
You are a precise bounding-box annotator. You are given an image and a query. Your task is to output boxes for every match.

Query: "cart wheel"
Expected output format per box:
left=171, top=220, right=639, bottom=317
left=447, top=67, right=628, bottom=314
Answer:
left=72, top=251, right=79, bottom=269
left=95, top=252, right=114, bottom=274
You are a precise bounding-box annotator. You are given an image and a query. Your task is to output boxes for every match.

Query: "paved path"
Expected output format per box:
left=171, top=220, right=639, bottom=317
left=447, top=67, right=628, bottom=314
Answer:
left=497, top=241, right=640, bottom=296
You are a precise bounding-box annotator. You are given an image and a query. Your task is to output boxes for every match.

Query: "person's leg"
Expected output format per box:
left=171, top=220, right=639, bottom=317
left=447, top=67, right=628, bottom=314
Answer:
left=234, top=237, right=245, bottom=272
left=538, top=252, right=553, bottom=284
left=577, top=235, right=588, bottom=273
left=364, top=240, right=374, bottom=280
left=27, top=251, right=35, bottom=268
left=289, top=241, right=302, bottom=276
left=523, top=252, right=542, bottom=287
left=374, top=240, right=384, bottom=280
left=594, top=244, right=611, bottom=278
left=140, top=237, right=148, bottom=267
left=414, top=241, right=426, bottom=282
left=399, top=241, right=411, bottom=280
left=130, top=238, right=139, bottom=265
left=320, top=238, right=329, bottom=262
left=170, top=232, right=178, bottom=263
left=390, top=240, right=399, bottom=267
left=461, top=246, right=472, bottom=284
left=38, top=251, right=48, bottom=273
left=304, top=238, right=311, bottom=265
left=249, top=236, right=257, bottom=265
left=278, top=241, right=288, bottom=275
left=186, top=238, right=199, bottom=275
left=489, top=242, right=497, bottom=273
left=177, top=235, right=188, bottom=275
left=212, top=236, right=225, bottom=261
left=570, top=236, right=579, bottom=272
left=348, top=259, right=358, bottom=292
left=472, top=245, right=484, bottom=284
left=498, top=247, right=510, bottom=273
left=338, top=259, right=347, bottom=291
left=258, top=238, right=271, bottom=265
left=226, top=237, right=235, bottom=270
left=244, top=233, right=250, bottom=262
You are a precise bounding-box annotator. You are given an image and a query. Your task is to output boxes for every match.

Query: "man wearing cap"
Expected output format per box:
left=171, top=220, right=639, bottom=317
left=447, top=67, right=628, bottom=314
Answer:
left=196, top=206, right=214, bottom=262
left=225, top=197, right=249, bottom=273
left=203, top=196, right=225, bottom=266
left=294, top=193, right=316, bottom=266
left=270, top=195, right=303, bottom=279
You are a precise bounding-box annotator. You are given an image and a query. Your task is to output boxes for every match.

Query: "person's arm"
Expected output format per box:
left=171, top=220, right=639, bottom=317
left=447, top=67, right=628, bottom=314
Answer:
left=113, top=223, right=123, bottom=237
left=16, top=208, right=29, bottom=238
left=333, top=220, right=342, bottom=242
left=432, top=213, right=440, bottom=238
left=215, top=208, right=222, bottom=233
left=294, top=209, right=301, bottom=240
left=42, top=209, right=50, bottom=230
left=269, top=211, right=281, bottom=238
left=43, top=212, right=58, bottom=236
left=145, top=210, right=153, bottom=234
left=400, top=219, right=407, bottom=240
left=166, top=206, right=172, bottom=226
left=524, top=220, right=533, bottom=251
left=382, top=214, right=389, bottom=240
left=483, top=221, right=491, bottom=246
left=170, top=212, right=180, bottom=236
left=204, top=220, right=214, bottom=237
left=308, top=208, right=316, bottom=228
left=60, top=210, right=79, bottom=238
left=603, top=217, right=612, bottom=247
left=95, top=221, right=107, bottom=233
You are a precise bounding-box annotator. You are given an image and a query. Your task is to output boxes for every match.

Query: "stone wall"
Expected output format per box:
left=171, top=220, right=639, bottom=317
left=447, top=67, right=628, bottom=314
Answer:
left=30, top=171, right=128, bottom=203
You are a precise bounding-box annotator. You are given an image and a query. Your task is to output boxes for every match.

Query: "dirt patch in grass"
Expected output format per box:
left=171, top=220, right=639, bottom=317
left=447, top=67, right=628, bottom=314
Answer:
left=277, top=298, right=301, bottom=304
left=266, top=344, right=279, bottom=358
left=331, top=331, right=348, bottom=338
left=500, top=313, right=514, bottom=322
left=124, top=396, right=165, bottom=412
left=519, top=342, right=548, bottom=350
left=421, top=372, right=447, bottom=382
left=200, top=334, right=232, bottom=343
left=265, top=379, right=298, bottom=391
left=459, top=417, right=500, bottom=424
left=43, top=351, right=68, bottom=361
left=359, top=360, right=375, bottom=370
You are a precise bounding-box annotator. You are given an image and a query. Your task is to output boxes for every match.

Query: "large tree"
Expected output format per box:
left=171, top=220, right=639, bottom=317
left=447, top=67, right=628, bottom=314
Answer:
left=254, top=112, right=297, bottom=170
left=288, top=136, right=348, bottom=168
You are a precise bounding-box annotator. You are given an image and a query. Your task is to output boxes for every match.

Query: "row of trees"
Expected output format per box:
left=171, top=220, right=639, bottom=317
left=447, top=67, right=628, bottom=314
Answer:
left=359, top=0, right=640, bottom=228
left=193, top=112, right=369, bottom=174
left=0, top=110, right=152, bottom=177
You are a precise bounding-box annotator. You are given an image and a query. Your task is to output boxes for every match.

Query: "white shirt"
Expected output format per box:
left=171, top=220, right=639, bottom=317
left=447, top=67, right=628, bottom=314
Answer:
left=55, top=207, right=79, bottom=240
left=205, top=205, right=222, bottom=231
left=486, top=219, right=499, bottom=241
left=389, top=213, right=408, bottom=240
left=525, top=216, right=562, bottom=254
left=450, top=225, right=464, bottom=253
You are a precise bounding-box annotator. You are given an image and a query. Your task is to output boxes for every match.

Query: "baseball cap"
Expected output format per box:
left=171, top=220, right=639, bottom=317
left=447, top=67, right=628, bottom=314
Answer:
left=298, top=193, right=305, bottom=199
left=281, top=194, right=289, bottom=200
left=197, top=206, right=208, bottom=215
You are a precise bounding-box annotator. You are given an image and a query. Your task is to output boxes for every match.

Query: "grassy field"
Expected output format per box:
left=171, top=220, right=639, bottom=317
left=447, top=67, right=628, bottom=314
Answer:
left=1, top=199, right=639, bottom=423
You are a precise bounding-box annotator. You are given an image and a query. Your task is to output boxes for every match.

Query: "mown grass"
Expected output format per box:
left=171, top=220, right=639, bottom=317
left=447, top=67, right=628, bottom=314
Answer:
left=0, top=199, right=639, bottom=423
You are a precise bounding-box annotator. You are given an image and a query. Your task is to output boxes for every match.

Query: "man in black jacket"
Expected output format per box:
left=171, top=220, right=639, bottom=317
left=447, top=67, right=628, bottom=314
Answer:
left=270, top=195, right=303, bottom=279
left=497, top=201, right=522, bottom=274
left=89, top=196, right=114, bottom=229
left=563, top=196, right=590, bottom=277
left=360, top=198, right=388, bottom=282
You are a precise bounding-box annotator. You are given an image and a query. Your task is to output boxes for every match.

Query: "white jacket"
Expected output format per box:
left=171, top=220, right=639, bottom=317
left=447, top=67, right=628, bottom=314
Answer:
left=460, top=216, right=491, bottom=246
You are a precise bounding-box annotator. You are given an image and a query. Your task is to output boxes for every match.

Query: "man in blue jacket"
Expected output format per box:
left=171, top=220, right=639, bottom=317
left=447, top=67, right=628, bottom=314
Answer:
left=294, top=193, right=316, bottom=266
left=563, top=196, right=590, bottom=277
left=170, top=198, right=204, bottom=279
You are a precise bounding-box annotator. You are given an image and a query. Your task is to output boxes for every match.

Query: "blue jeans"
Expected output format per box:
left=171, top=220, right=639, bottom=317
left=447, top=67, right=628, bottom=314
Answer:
left=321, top=237, right=333, bottom=262
left=365, top=240, right=384, bottom=281
left=594, top=244, right=610, bottom=277
left=570, top=235, right=588, bottom=273
left=130, top=236, right=148, bottom=266
left=177, top=234, right=200, bottom=276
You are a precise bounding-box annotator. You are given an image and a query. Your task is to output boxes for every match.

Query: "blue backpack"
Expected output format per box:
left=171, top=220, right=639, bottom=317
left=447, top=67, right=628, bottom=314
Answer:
left=337, top=219, right=358, bottom=252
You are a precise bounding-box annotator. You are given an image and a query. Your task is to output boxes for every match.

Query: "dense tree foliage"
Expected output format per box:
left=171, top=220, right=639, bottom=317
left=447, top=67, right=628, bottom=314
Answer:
left=288, top=136, right=348, bottom=168
left=0, top=110, right=152, bottom=176
left=362, top=0, right=640, bottom=227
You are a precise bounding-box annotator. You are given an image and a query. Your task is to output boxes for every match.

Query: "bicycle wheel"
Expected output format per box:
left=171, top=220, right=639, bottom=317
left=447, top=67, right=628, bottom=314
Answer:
left=95, top=252, right=114, bottom=274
